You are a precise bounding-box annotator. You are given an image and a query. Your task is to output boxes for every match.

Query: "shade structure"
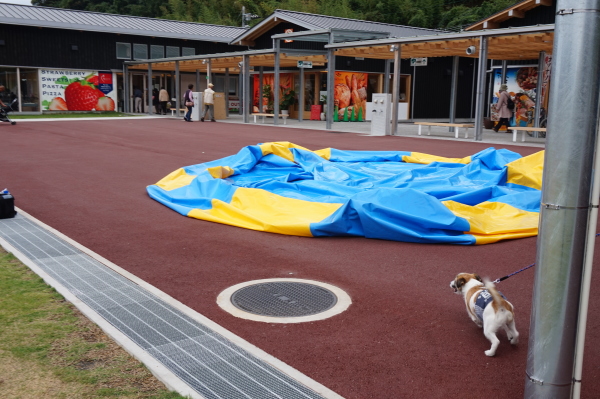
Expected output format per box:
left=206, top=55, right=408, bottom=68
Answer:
left=147, top=142, right=543, bottom=245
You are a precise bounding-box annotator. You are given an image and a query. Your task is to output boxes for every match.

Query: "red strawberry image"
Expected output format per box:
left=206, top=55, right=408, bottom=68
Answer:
left=65, top=81, right=101, bottom=111
left=85, top=75, right=99, bottom=86
left=48, top=97, right=68, bottom=111
left=96, top=97, right=115, bottom=111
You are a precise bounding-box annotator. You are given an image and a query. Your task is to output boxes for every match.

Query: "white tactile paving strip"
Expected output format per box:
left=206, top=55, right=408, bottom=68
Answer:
left=0, top=214, right=334, bottom=399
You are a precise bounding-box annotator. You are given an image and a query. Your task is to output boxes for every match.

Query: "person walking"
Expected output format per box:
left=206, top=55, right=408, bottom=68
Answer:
left=183, top=84, right=194, bottom=122
left=494, top=84, right=513, bottom=132
left=152, top=88, right=159, bottom=114
left=159, top=87, right=169, bottom=115
left=201, top=83, right=216, bottom=122
left=133, top=86, right=143, bottom=113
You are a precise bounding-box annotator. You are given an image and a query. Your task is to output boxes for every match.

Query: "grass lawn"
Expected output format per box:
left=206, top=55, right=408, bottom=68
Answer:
left=0, top=247, right=185, bottom=399
left=11, top=112, right=138, bottom=119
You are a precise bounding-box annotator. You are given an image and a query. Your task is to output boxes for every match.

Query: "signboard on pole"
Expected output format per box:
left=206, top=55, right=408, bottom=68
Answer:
left=297, top=61, right=313, bottom=68
left=410, top=58, right=428, bottom=67
left=284, top=28, right=294, bottom=43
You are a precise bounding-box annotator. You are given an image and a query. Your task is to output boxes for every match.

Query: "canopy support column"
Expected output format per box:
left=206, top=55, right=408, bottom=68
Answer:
left=175, top=61, right=180, bottom=118
left=384, top=59, right=391, bottom=94
left=326, top=32, right=335, bottom=130
left=525, top=0, right=600, bottom=397
left=206, top=60, right=212, bottom=85
left=195, top=69, right=200, bottom=94
left=534, top=51, right=546, bottom=128
left=243, top=54, right=250, bottom=124
left=391, top=44, right=401, bottom=136
left=501, top=60, right=507, bottom=84
left=449, top=55, right=459, bottom=132
left=225, top=68, right=230, bottom=117
left=147, top=63, right=153, bottom=116
left=474, top=36, right=488, bottom=141
left=274, top=40, right=281, bottom=126
left=123, top=64, right=129, bottom=113
left=299, top=65, right=304, bottom=122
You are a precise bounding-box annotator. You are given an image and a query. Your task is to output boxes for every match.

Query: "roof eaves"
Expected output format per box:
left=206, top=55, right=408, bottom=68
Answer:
left=465, top=0, right=533, bottom=31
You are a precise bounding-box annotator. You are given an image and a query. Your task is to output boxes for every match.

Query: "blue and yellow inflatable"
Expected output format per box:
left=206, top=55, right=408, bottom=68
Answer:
left=147, top=142, right=543, bottom=245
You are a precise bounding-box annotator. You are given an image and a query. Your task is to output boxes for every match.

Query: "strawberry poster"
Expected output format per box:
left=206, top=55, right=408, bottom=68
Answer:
left=40, top=69, right=117, bottom=111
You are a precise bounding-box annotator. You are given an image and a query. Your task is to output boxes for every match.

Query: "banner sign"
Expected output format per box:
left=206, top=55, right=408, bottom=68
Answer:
left=333, top=72, right=367, bottom=122
left=40, top=69, right=117, bottom=111
left=297, top=61, right=313, bottom=68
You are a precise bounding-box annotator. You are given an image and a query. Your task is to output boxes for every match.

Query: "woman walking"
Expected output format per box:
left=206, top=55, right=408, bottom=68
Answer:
left=183, top=84, right=194, bottom=122
left=494, top=84, right=513, bottom=132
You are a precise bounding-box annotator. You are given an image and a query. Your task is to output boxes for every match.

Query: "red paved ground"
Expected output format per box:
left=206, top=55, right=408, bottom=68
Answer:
left=2, top=119, right=599, bottom=398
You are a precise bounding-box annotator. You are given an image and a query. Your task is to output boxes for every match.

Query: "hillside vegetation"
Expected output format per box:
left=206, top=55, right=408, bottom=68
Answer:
left=32, top=0, right=515, bottom=30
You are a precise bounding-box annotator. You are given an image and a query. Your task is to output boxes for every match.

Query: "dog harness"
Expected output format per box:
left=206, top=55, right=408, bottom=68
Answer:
left=474, top=290, right=506, bottom=321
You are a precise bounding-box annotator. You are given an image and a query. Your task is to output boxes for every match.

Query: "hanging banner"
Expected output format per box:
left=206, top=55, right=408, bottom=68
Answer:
left=492, top=66, right=544, bottom=127
left=253, top=73, right=293, bottom=113
left=40, top=69, right=117, bottom=111
left=334, top=72, right=367, bottom=122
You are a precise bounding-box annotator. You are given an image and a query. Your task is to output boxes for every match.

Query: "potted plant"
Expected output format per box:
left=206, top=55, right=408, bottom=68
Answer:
left=262, top=85, right=272, bottom=113
left=279, top=88, right=296, bottom=115
left=320, top=94, right=327, bottom=120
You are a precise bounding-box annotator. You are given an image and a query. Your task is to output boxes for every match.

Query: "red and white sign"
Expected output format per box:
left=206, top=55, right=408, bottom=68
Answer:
left=284, top=29, right=294, bottom=43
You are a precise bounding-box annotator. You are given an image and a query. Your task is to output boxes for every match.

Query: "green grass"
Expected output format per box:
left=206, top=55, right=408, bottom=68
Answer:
left=11, top=112, right=138, bottom=119
left=0, top=248, right=186, bottom=399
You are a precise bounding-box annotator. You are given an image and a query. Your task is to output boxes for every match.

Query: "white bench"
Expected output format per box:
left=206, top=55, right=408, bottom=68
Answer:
left=415, top=122, right=474, bottom=139
left=508, top=126, right=547, bottom=142
left=170, top=108, right=187, bottom=116
left=252, top=113, right=288, bottom=125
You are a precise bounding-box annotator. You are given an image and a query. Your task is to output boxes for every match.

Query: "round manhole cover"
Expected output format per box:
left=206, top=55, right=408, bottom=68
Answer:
left=231, top=281, right=338, bottom=317
left=217, top=278, right=352, bottom=323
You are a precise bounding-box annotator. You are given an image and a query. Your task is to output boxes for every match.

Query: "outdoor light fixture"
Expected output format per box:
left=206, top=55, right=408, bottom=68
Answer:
left=466, top=45, right=477, bottom=55
left=389, top=45, right=398, bottom=52
left=202, top=59, right=207, bottom=64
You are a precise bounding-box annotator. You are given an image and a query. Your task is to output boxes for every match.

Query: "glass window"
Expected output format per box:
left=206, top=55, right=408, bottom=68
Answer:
left=166, top=46, right=179, bottom=58
left=182, top=47, right=195, bottom=57
left=133, top=44, right=148, bottom=60
left=0, top=67, right=18, bottom=109
left=116, top=42, right=131, bottom=59
left=19, top=68, right=40, bottom=112
left=151, top=45, right=164, bottom=59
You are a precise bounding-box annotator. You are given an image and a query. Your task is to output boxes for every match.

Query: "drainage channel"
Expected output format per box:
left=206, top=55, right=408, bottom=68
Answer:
left=0, top=214, right=333, bottom=399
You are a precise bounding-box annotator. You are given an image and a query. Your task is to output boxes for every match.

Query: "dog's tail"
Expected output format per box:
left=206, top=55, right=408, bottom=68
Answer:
left=483, top=278, right=513, bottom=322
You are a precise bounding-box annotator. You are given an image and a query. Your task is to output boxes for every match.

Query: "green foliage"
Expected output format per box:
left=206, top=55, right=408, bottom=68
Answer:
left=279, top=88, right=296, bottom=110
left=32, top=0, right=519, bottom=30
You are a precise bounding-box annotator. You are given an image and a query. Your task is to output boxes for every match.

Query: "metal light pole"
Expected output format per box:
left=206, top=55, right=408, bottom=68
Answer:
left=391, top=44, right=401, bottom=136
left=473, top=36, right=488, bottom=141
left=524, top=1, right=600, bottom=397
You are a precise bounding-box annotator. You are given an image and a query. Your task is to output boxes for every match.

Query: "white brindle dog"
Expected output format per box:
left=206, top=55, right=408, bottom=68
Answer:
left=450, top=273, right=519, bottom=356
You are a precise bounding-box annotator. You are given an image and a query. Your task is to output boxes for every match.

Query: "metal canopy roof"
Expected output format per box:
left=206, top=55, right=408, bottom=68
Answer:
left=325, top=24, right=555, bottom=61
left=271, top=28, right=392, bottom=43
left=0, top=3, right=246, bottom=43
left=126, top=48, right=327, bottom=74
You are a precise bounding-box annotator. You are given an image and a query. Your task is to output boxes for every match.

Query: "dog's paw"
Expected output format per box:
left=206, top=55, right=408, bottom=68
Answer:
left=485, top=349, right=496, bottom=357
left=510, top=336, right=519, bottom=345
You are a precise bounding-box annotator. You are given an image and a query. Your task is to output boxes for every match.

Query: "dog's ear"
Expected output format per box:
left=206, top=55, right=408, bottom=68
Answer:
left=456, top=277, right=466, bottom=290
left=474, top=274, right=483, bottom=282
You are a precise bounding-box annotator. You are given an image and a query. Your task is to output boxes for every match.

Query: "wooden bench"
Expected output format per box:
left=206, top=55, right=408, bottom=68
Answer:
left=415, top=122, right=474, bottom=139
left=508, top=126, right=547, bottom=142
left=252, top=113, right=288, bottom=125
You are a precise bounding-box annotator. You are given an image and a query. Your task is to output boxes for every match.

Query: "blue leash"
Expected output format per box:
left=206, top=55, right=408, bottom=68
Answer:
left=493, top=232, right=600, bottom=284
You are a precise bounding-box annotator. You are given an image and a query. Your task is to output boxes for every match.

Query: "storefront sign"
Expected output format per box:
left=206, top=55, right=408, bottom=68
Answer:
left=40, top=69, right=117, bottom=111
left=297, top=61, right=312, bottom=68
left=410, top=58, right=428, bottom=67
left=333, top=72, right=367, bottom=122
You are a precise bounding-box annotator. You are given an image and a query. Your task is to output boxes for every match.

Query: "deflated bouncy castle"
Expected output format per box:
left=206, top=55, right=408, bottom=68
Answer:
left=147, top=142, right=543, bottom=245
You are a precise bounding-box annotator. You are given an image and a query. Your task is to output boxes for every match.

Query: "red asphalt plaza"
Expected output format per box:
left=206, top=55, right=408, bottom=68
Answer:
left=2, top=119, right=599, bottom=398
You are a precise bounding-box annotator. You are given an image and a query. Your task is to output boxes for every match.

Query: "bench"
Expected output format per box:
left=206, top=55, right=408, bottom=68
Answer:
left=252, top=113, right=288, bottom=125
left=507, top=126, right=547, bottom=142
left=415, top=122, right=474, bottom=139
left=170, top=108, right=187, bottom=116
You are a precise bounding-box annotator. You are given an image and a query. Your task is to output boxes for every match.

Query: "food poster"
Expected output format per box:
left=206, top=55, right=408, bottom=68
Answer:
left=334, top=72, right=367, bottom=121
left=492, top=67, right=541, bottom=128
left=253, top=73, right=293, bottom=113
left=40, top=69, right=117, bottom=111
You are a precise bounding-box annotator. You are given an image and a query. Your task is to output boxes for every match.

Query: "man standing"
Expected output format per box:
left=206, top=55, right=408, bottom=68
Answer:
left=158, top=87, right=169, bottom=115
left=133, top=86, right=143, bottom=113
left=201, top=83, right=216, bottom=122
left=494, top=84, right=513, bottom=132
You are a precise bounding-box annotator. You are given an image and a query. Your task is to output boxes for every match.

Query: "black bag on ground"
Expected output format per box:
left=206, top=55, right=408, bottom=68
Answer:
left=0, top=191, right=17, bottom=219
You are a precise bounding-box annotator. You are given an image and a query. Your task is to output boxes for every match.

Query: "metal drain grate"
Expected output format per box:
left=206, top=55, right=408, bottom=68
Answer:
left=0, top=215, right=329, bottom=399
left=231, top=282, right=338, bottom=317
